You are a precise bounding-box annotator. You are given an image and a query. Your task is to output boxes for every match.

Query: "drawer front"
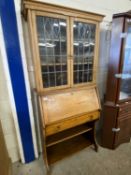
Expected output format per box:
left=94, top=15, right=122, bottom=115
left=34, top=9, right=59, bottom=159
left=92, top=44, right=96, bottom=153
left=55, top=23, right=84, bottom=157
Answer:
left=114, top=116, right=131, bottom=147
left=119, top=102, right=131, bottom=118
left=45, top=111, right=99, bottom=136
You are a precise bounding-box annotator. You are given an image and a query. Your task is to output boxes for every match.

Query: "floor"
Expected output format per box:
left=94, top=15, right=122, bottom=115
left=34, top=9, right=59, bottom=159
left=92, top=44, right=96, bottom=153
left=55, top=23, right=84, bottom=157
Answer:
left=13, top=141, right=131, bottom=175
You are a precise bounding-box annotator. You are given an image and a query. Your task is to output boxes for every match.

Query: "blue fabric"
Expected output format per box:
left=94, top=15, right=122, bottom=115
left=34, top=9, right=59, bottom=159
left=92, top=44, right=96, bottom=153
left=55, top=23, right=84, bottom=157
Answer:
left=0, top=0, right=35, bottom=162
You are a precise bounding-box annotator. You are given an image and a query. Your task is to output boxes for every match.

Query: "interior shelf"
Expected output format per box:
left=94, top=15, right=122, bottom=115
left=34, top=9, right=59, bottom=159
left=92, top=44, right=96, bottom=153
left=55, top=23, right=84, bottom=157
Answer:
left=41, top=63, right=67, bottom=66
left=46, top=123, right=92, bottom=147
left=41, top=62, right=93, bottom=66
left=47, top=133, right=92, bottom=164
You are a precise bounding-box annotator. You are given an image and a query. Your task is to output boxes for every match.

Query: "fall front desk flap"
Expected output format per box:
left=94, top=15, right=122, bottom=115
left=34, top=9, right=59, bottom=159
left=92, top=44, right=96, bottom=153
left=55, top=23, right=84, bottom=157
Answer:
left=41, top=87, right=100, bottom=125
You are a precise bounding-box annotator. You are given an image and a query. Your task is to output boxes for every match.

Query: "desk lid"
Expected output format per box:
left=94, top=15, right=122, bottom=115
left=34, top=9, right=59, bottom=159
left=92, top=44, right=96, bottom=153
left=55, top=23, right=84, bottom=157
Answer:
left=41, top=87, right=100, bottom=125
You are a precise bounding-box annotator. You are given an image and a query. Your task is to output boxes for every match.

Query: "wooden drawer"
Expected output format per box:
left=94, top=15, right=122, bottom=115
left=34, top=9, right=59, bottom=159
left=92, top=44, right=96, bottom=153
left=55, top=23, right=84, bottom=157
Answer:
left=45, top=111, right=99, bottom=136
left=119, top=103, right=131, bottom=118
left=114, top=116, right=131, bottom=147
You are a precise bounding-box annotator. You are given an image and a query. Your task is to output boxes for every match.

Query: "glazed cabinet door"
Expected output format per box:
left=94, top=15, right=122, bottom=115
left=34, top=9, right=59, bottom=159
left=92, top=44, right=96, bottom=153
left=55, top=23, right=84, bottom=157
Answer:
left=28, top=11, right=99, bottom=91
left=70, top=18, right=99, bottom=86
left=118, top=18, right=131, bottom=101
left=29, top=11, right=71, bottom=91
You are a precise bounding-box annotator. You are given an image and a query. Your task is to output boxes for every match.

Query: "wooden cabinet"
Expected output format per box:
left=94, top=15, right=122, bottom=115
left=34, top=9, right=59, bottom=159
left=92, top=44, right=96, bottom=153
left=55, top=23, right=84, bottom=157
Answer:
left=22, top=0, right=104, bottom=172
left=102, top=11, right=131, bottom=149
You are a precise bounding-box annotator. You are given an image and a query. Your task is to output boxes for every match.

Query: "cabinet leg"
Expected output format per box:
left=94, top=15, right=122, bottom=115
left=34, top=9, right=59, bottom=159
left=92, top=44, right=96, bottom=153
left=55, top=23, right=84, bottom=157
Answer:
left=43, top=151, right=51, bottom=175
left=94, top=142, right=98, bottom=152
left=46, top=168, right=51, bottom=175
left=46, top=165, right=54, bottom=175
left=46, top=164, right=50, bottom=175
left=92, top=121, right=99, bottom=152
left=43, top=140, right=50, bottom=174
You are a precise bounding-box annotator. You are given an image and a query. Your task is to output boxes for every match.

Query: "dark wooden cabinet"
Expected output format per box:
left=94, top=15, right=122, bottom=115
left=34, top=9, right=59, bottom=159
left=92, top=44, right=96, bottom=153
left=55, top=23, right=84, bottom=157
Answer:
left=102, top=11, right=131, bottom=149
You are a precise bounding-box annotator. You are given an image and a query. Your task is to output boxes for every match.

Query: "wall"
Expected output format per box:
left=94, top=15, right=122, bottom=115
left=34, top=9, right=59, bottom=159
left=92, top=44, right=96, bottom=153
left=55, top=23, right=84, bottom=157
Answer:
left=0, top=51, right=20, bottom=163
left=0, top=0, right=131, bottom=163
left=35, top=0, right=131, bottom=21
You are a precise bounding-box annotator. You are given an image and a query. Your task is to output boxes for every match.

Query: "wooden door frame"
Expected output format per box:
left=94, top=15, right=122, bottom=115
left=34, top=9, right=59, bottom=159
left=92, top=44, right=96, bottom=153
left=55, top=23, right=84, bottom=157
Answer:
left=70, top=17, right=100, bottom=87
left=28, top=10, right=71, bottom=92
left=116, top=18, right=131, bottom=103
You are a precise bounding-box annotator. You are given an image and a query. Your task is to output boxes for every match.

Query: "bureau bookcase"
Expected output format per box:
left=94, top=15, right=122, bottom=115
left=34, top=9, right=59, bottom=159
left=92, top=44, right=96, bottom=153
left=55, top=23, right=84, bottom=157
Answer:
left=22, top=0, right=104, bottom=172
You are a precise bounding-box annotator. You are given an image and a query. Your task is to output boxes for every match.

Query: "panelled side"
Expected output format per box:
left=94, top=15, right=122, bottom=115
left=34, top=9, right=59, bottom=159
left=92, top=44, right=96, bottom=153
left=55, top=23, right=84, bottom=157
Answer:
left=102, top=104, right=118, bottom=149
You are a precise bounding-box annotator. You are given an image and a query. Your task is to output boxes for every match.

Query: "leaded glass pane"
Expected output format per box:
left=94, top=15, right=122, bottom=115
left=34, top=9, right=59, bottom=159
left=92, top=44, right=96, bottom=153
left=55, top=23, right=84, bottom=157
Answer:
left=73, top=21, right=96, bottom=84
left=36, top=16, right=68, bottom=88
left=119, top=22, right=131, bottom=100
